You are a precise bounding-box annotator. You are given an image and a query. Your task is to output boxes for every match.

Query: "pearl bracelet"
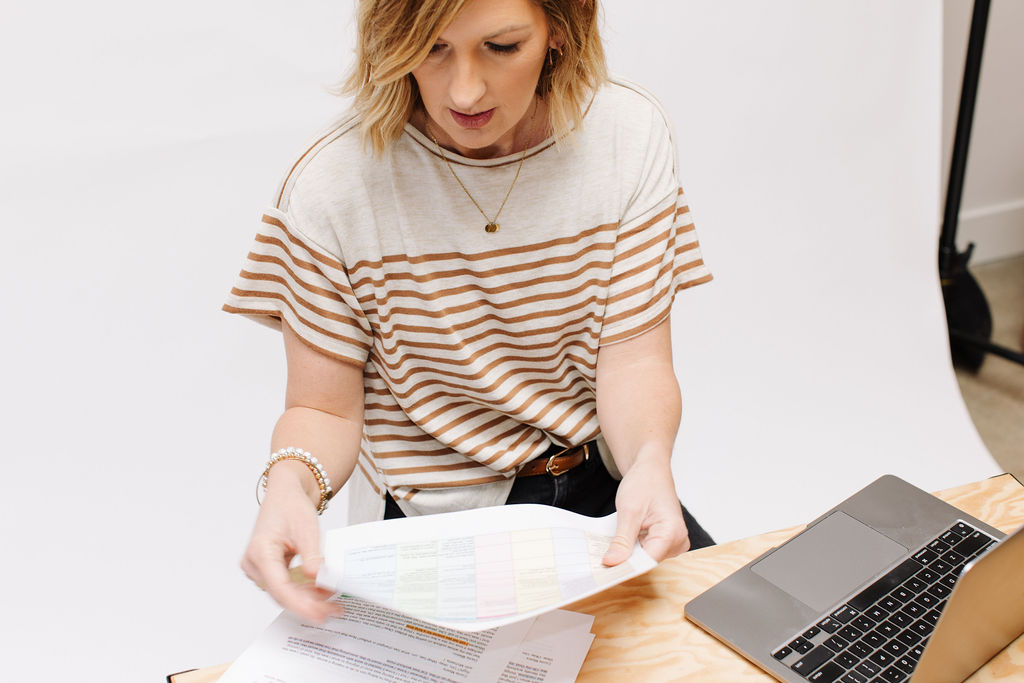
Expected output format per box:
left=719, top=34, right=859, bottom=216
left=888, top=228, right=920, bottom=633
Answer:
left=257, top=447, right=333, bottom=514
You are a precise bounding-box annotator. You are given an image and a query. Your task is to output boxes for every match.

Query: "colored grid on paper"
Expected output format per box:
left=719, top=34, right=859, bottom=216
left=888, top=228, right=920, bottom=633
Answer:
left=343, top=527, right=621, bottom=622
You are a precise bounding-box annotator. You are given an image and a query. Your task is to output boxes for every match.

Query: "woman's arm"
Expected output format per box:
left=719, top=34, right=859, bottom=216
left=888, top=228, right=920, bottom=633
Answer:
left=240, top=323, right=366, bottom=622
left=595, top=316, right=691, bottom=565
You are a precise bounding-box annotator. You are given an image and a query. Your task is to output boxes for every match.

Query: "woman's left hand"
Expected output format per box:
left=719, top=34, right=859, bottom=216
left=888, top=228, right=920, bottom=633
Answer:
left=594, top=317, right=690, bottom=566
left=602, top=453, right=690, bottom=565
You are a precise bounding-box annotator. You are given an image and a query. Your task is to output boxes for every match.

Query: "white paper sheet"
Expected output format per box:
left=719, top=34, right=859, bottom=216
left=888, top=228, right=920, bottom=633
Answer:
left=219, top=596, right=531, bottom=683
left=498, top=610, right=595, bottom=683
left=316, top=504, right=656, bottom=631
left=219, top=598, right=596, bottom=683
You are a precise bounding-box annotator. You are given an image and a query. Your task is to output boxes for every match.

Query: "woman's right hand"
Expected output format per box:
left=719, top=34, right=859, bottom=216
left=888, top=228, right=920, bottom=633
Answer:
left=240, top=461, right=343, bottom=623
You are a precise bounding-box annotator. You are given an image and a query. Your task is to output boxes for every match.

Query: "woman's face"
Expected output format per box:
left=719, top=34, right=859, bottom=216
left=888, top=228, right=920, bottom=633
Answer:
left=411, top=0, right=555, bottom=159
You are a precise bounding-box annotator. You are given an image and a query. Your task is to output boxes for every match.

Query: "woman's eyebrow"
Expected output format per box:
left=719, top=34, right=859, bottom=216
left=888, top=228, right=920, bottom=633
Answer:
left=482, top=24, right=531, bottom=41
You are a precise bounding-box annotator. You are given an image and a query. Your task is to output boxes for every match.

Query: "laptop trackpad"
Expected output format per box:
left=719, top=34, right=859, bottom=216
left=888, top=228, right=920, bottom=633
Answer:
left=751, top=511, right=908, bottom=612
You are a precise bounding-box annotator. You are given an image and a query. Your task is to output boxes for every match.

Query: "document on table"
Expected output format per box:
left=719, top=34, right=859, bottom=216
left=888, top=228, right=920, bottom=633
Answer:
left=316, top=504, right=655, bottom=631
left=499, top=609, right=595, bottom=683
left=219, top=596, right=595, bottom=683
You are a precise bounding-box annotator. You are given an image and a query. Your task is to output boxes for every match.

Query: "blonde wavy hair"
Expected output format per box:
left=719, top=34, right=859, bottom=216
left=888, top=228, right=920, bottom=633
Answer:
left=342, top=0, right=608, bottom=155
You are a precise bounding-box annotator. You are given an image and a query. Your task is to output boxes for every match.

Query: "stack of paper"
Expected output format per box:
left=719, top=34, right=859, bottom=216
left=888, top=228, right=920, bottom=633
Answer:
left=220, top=597, right=595, bottom=682
left=222, top=506, right=655, bottom=682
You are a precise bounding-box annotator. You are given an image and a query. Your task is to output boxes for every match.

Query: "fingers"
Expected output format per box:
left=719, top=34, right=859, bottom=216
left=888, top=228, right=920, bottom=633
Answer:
left=296, top=522, right=324, bottom=580
left=298, top=555, right=323, bottom=580
left=260, top=561, right=342, bottom=622
left=603, top=508, right=642, bottom=566
left=638, top=516, right=690, bottom=562
left=240, top=485, right=342, bottom=623
left=638, top=529, right=671, bottom=562
left=602, top=491, right=692, bottom=565
left=246, top=541, right=321, bottom=620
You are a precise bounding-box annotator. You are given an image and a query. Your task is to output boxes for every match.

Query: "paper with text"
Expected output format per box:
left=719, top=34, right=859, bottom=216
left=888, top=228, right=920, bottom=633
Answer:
left=219, top=596, right=594, bottom=683
left=499, top=609, right=595, bottom=683
left=316, top=505, right=656, bottom=631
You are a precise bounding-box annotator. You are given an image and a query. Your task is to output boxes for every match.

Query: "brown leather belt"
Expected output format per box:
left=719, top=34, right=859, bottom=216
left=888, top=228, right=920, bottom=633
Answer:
left=516, top=441, right=592, bottom=477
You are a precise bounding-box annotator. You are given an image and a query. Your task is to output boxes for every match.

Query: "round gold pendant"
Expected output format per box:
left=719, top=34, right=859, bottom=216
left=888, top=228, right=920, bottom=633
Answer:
left=485, top=222, right=500, bottom=233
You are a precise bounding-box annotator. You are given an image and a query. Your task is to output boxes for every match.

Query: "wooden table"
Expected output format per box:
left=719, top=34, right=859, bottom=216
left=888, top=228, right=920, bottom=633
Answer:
left=170, top=474, right=1024, bottom=683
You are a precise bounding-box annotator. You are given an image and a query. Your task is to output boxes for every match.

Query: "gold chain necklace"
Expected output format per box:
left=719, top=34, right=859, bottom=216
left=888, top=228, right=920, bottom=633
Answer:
left=426, top=101, right=538, bottom=234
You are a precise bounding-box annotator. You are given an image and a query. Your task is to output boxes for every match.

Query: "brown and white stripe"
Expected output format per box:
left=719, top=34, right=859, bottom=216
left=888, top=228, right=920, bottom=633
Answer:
left=224, top=78, right=712, bottom=516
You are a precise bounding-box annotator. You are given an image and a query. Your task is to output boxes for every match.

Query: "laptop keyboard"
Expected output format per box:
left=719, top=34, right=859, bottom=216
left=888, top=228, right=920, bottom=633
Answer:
left=771, top=520, right=997, bottom=683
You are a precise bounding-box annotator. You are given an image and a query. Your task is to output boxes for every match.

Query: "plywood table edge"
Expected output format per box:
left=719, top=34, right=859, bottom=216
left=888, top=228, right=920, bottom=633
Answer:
left=934, top=473, right=1024, bottom=533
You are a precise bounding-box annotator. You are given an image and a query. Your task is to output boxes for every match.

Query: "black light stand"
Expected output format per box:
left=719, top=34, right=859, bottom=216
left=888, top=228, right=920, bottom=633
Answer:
left=939, top=0, right=1024, bottom=370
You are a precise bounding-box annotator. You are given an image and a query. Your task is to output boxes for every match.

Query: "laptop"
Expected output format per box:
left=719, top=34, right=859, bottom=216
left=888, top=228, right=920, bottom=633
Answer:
left=685, top=474, right=1024, bottom=683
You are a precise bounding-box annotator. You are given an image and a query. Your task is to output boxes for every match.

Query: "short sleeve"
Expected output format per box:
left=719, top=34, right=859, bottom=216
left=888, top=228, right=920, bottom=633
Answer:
left=222, top=207, right=372, bottom=366
left=599, top=106, right=712, bottom=345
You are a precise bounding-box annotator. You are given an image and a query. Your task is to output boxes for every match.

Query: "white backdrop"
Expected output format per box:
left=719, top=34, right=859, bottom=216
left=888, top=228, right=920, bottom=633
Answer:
left=0, top=1, right=999, bottom=681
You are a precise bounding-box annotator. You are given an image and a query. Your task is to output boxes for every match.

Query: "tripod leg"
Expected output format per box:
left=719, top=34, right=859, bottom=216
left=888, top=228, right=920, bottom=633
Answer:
left=940, top=0, right=994, bottom=371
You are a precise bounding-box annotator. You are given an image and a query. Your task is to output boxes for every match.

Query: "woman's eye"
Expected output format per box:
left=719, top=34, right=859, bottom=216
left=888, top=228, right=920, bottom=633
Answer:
left=429, top=43, right=447, bottom=55
left=487, top=42, right=520, bottom=54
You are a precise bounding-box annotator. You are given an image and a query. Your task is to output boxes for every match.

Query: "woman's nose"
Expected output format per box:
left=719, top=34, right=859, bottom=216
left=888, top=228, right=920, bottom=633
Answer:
left=449, top=56, right=486, bottom=111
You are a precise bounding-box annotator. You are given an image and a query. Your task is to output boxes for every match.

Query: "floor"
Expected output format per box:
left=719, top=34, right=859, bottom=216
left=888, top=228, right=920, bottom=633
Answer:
left=953, top=254, right=1024, bottom=481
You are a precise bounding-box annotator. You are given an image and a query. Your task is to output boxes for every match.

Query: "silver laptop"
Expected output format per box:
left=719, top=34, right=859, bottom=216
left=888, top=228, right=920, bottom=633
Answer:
left=685, top=474, right=1024, bottom=683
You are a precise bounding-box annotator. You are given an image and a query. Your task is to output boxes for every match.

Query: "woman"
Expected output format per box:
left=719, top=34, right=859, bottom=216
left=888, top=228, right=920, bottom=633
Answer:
left=225, top=0, right=714, bottom=623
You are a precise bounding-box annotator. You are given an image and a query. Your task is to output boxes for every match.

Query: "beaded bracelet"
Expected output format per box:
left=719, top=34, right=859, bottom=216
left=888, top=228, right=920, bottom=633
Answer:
left=257, top=447, right=333, bottom=514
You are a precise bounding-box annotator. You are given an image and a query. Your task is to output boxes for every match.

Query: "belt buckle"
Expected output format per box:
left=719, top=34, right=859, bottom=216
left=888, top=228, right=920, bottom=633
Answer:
left=545, top=443, right=589, bottom=477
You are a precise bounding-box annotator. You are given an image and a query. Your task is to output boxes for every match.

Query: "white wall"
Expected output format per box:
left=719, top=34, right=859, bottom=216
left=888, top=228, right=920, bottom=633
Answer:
left=0, top=2, right=999, bottom=681
left=601, top=0, right=996, bottom=544
left=1, top=2, right=354, bottom=679
left=943, top=0, right=1024, bottom=262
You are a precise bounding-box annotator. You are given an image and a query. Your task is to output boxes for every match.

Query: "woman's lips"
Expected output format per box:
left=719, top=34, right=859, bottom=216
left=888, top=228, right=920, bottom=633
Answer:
left=449, top=108, right=495, bottom=129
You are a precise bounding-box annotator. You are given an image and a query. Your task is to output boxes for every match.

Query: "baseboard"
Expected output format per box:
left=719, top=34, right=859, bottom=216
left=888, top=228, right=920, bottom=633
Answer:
left=957, top=198, right=1024, bottom=264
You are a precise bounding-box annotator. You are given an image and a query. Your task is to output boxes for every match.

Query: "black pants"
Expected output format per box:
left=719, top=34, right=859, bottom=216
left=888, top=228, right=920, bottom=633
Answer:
left=384, top=447, right=715, bottom=551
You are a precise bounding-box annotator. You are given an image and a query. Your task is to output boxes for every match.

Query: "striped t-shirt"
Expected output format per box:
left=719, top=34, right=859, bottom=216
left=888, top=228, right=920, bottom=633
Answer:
left=224, top=78, right=712, bottom=520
